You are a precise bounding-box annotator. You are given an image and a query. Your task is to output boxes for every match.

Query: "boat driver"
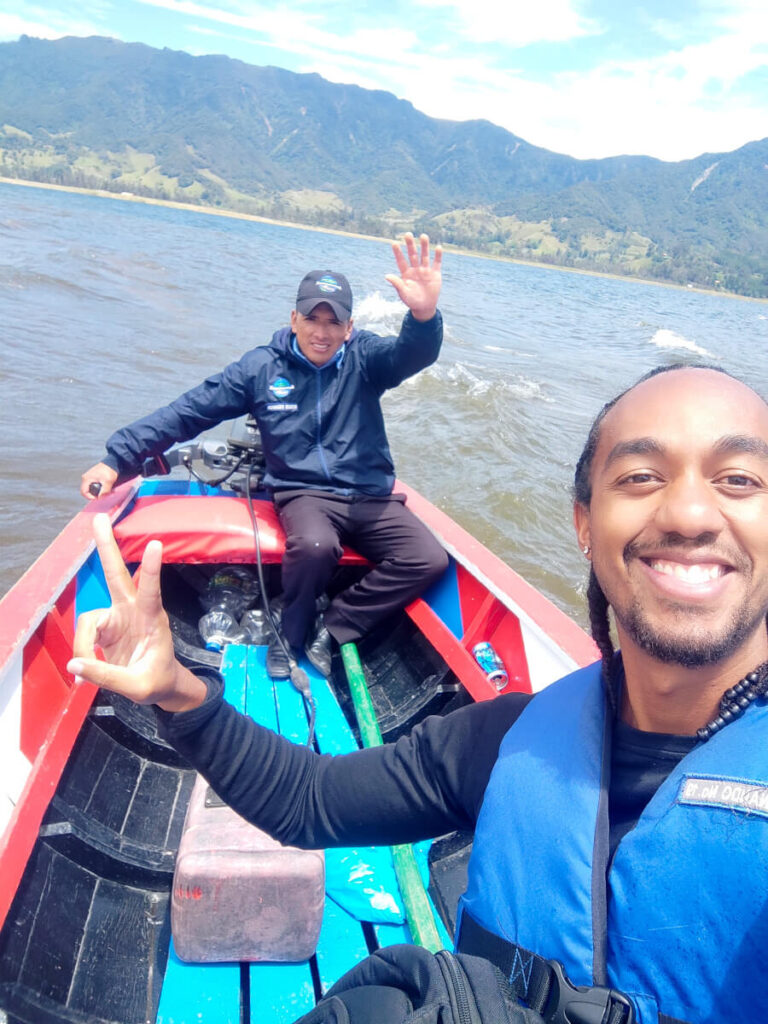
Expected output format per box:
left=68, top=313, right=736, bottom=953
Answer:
left=70, top=364, right=768, bottom=1023
left=79, top=233, right=448, bottom=680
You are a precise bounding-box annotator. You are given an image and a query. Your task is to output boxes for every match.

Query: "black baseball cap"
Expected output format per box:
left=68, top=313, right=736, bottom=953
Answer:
left=296, top=270, right=353, bottom=321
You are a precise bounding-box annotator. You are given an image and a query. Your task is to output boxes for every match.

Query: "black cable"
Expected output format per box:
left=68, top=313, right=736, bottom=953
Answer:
left=182, top=450, right=248, bottom=488
left=243, top=463, right=316, bottom=749
left=305, top=697, right=317, bottom=754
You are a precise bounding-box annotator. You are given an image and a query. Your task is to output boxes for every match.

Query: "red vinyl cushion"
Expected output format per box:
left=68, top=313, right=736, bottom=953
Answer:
left=114, top=495, right=368, bottom=565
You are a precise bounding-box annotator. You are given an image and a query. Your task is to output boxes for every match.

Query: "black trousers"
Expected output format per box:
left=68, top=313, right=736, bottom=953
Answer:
left=274, top=491, right=449, bottom=647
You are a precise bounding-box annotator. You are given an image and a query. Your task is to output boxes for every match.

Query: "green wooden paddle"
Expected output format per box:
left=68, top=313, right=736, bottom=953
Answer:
left=340, top=641, right=444, bottom=953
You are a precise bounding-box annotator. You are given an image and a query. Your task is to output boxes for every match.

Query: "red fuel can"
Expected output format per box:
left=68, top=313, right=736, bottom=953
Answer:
left=172, top=774, right=325, bottom=963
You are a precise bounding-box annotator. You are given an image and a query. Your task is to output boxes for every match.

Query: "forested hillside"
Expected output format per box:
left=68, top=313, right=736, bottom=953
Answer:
left=1, top=35, right=766, bottom=296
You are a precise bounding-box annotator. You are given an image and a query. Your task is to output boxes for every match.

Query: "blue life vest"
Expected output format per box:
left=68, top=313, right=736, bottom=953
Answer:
left=458, top=661, right=768, bottom=1023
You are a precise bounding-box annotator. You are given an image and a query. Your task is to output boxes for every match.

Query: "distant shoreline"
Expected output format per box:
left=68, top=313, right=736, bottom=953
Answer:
left=3, top=176, right=763, bottom=304
left=0, top=176, right=392, bottom=244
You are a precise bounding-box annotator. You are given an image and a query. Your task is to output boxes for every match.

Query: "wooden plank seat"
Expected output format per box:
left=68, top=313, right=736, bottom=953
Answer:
left=157, top=641, right=450, bottom=1024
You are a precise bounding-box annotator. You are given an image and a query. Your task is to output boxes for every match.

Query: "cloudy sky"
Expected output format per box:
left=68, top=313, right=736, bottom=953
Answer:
left=1, top=0, right=767, bottom=161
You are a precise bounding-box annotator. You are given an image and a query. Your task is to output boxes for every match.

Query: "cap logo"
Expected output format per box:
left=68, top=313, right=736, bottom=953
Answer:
left=316, top=275, right=343, bottom=294
left=269, top=376, right=294, bottom=400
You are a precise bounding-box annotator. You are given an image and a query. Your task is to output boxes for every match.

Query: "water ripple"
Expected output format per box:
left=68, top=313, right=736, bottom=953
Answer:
left=2, top=181, right=768, bottom=622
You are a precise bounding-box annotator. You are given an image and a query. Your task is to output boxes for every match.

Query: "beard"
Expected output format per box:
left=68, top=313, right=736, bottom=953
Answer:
left=613, top=597, right=768, bottom=668
left=592, top=537, right=768, bottom=669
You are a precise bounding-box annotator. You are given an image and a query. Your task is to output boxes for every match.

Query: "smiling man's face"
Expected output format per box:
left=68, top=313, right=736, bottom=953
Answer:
left=575, top=368, right=768, bottom=668
left=290, top=303, right=353, bottom=367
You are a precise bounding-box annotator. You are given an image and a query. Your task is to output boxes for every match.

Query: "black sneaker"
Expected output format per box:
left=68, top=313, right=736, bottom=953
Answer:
left=266, top=638, right=293, bottom=679
left=305, top=624, right=333, bottom=677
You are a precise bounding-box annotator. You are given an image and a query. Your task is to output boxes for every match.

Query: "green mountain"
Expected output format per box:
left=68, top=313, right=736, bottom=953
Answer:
left=1, top=34, right=766, bottom=296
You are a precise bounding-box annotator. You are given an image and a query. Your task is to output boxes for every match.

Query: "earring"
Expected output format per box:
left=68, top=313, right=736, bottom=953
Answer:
left=582, top=545, right=591, bottom=556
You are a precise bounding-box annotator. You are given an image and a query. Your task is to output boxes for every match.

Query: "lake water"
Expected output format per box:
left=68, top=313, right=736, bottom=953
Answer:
left=2, top=180, right=768, bottom=627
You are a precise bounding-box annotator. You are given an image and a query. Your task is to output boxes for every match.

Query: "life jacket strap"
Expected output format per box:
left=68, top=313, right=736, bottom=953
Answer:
left=457, top=910, right=670, bottom=1024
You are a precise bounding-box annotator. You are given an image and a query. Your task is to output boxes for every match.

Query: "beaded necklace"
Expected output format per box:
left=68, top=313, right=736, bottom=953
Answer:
left=696, top=661, right=768, bottom=742
left=609, top=656, right=768, bottom=741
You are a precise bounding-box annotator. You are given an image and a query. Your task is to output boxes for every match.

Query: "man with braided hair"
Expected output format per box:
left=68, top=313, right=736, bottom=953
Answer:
left=70, top=364, right=768, bottom=1024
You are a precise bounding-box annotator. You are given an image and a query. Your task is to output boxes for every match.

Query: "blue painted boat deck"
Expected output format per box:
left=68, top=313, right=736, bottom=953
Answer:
left=156, top=645, right=451, bottom=1024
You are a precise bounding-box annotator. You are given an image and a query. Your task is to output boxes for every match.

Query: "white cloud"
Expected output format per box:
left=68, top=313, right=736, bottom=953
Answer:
left=541, top=23, right=768, bottom=158
left=186, top=24, right=225, bottom=37
left=133, top=0, right=321, bottom=36
left=0, top=14, right=79, bottom=40
left=133, top=0, right=420, bottom=62
left=296, top=4, right=768, bottom=159
left=0, top=5, right=104, bottom=42
left=415, top=0, right=601, bottom=46
left=708, top=0, right=768, bottom=33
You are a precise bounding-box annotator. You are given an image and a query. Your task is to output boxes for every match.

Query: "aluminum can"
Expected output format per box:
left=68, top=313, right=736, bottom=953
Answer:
left=471, top=641, right=509, bottom=690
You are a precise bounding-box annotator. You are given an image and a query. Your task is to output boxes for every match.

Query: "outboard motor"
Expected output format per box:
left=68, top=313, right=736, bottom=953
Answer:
left=141, top=415, right=267, bottom=494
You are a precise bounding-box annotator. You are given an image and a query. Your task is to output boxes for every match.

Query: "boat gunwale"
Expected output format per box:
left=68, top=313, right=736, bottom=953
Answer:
left=0, top=483, right=138, bottom=931
left=394, top=481, right=597, bottom=669
left=0, top=482, right=139, bottom=679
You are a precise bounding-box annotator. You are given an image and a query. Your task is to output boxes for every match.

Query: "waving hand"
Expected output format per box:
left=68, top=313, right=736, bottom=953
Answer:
left=385, top=233, right=442, bottom=322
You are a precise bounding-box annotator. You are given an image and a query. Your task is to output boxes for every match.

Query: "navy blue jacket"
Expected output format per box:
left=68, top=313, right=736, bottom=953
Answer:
left=103, top=311, right=442, bottom=495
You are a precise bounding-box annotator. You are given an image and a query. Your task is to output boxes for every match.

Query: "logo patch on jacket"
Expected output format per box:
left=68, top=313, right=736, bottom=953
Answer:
left=678, top=774, right=768, bottom=818
left=269, top=377, right=294, bottom=400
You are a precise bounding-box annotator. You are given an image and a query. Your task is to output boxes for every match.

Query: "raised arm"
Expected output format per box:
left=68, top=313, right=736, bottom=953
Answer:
left=385, top=233, right=442, bottom=322
left=79, top=355, right=255, bottom=500
left=65, top=517, right=513, bottom=848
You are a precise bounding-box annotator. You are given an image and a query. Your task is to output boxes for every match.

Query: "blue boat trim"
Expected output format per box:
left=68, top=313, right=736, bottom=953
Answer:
left=419, top=557, right=463, bottom=639
left=75, top=549, right=110, bottom=618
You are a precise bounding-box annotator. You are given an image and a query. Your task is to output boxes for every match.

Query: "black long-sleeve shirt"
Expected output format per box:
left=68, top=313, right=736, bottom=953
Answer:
left=157, top=672, right=697, bottom=857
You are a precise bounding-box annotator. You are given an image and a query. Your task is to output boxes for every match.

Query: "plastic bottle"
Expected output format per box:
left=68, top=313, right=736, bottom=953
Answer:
left=229, top=566, right=260, bottom=607
left=200, top=569, right=259, bottom=616
left=240, top=608, right=272, bottom=645
left=198, top=569, right=257, bottom=650
left=471, top=642, right=509, bottom=691
left=198, top=610, right=247, bottom=651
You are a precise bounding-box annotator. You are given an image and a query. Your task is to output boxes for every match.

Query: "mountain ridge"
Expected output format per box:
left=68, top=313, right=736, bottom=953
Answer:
left=1, top=34, right=766, bottom=296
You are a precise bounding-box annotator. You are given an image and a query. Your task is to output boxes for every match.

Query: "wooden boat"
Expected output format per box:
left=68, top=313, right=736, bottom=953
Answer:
left=0, top=424, right=596, bottom=1024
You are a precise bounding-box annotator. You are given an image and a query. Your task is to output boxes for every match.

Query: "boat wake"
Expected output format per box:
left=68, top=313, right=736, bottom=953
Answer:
left=355, top=291, right=407, bottom=332
left=440, top=362, right=548, bottom=400
left=650, top=328, right=713, bottom=359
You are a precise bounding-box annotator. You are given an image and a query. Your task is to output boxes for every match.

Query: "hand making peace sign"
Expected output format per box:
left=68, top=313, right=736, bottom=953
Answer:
left=67, top=513, right=207, bottom=713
